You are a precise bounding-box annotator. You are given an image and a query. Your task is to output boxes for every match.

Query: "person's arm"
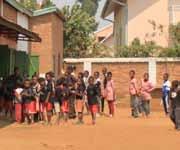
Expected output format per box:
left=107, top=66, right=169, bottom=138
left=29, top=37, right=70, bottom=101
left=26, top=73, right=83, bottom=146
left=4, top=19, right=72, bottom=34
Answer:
left=147, top=82, right=155, bottom=92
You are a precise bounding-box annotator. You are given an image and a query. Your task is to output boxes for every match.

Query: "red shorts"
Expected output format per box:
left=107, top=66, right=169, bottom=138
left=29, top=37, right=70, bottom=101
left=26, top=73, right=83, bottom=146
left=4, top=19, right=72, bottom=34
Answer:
left=23, top=103, right=30, bottom=114
left=29, top=101, right=36, bottom=114
left=76, top=100, right=84, bottom=113
left=61, top=101, right=69, bottom=113
left=40, top=102, right=52, bottom=112
left=89, top=104, right=98, bottom=113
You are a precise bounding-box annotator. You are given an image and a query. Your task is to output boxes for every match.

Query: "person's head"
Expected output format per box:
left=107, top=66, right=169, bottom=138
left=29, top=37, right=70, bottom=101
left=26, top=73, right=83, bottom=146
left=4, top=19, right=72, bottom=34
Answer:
left=32, top=75, right=38, bottom=85
left=84, top=70, right=89, bottom=78
left=88, top=76, right=94, bottom=85
left=107, top=72, right=112, bottom=81
left=143, top=73, right=149, bottom=81
left=102, top=67, right=107, bottom=75
left=56, top=77, right=65, bottom=86
left=39, top=78, right=46, bottom=88
left=171, top=80, right=179, bottom=90
left=129, top=70, right=135, bottom=79
left=45, top=72, right=53, bottom=81
left=67, top=66, right=73, bottom=74
left=14, top=67, right=20, bottom=76
left=163, top=73, right=169, bottom=81
left=77, top=78, right=83, bottom=86
left=24, top=79, right=31, bottom=88
left=78, top=72, right=84, bottom=79
left=94, top=71, right=100, bottom=79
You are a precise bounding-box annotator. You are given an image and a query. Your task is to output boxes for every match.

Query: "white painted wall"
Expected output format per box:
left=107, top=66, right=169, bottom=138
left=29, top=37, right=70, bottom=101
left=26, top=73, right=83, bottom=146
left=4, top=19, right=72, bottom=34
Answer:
left=17, top=12, right=29, bottom=53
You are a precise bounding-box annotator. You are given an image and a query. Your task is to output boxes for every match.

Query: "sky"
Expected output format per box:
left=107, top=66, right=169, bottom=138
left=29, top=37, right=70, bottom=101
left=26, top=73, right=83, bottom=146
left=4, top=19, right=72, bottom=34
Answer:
left=51, top=0, right=112, bottom=30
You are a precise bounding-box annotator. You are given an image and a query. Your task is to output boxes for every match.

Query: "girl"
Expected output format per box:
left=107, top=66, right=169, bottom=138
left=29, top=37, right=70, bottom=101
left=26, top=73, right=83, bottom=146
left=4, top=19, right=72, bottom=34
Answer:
left=14, top=82, right=23, bottom=123
left=87, top=76, right=99, bottom=125
left=94, top=71, right=101, bottom=116
left=140, top=73, right=154, bottom=118
left=105, top=72, right=116, bottom=117
left=45, top=72, right=54, bottom=125
left=39, top=78, right=49, bottom=124
left=31, top=76, right=40, bottom=123
left=169, top=80, right=180, bottom=131
left=75, top=78, right=86, bottom=124
left=162, top=73, right=171, bottom=116
left=129, top=70, right=139, bottom=118
left=21, top=79, right=35, bottom=124
left=61, top=81, right=70, bottom=122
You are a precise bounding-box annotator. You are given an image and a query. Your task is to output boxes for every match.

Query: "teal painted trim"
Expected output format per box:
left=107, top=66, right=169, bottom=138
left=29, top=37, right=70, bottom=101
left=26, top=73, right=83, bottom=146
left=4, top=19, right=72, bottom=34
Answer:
left=33, top=6, right=65, bottom=21
left=5, top=0, right=33, bottom=16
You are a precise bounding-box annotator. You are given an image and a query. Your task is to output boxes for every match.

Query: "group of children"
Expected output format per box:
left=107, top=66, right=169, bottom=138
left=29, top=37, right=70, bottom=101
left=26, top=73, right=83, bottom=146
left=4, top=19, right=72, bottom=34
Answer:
left=0, top=66, right=116, bottom=125
left=129, top=70, right=180, bottom=130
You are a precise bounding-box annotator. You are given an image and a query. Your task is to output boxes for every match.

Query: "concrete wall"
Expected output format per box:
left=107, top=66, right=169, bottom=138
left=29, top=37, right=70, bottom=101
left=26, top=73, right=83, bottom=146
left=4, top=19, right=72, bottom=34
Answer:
left=64, top=58, right=180, bottom=99
left=17, top=12, right=29, bottom=53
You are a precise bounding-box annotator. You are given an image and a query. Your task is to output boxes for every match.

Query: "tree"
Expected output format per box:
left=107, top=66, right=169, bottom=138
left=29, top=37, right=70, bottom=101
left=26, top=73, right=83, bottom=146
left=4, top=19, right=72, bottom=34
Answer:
left=77, top=0, right=100, bottom=16
left=41, top=0, right=55, bottom=9
left=19, top=0, right=38, bottom=11
left=62, top=4, right=97, bottom=58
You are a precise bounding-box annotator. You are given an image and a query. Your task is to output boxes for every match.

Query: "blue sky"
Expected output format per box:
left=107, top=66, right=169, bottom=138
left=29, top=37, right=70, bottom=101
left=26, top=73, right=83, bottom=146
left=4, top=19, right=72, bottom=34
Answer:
left=51, top=0, right=112, bottom=30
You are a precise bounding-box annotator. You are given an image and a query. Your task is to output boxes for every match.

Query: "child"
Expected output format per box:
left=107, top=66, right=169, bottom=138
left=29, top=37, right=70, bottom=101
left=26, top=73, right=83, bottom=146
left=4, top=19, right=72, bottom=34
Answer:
left=169, top=80, right=180, bottom=130
left=162, top=73, right=171, bottom=116
left=21, top=79, right=35, bottom=124
left=101, top=67, right=108, bottom=113
left=60, top=81, right=70, bottom=122
left=39, top=78, right=49, bottom=123
left=83, top=70, right=90, bottom=114
left=140, top=73, right=154, bottom=118
left=129, top=70, right=139, bottom=118
left=105, top=72, right=116, bottom=117
left=87, top=76, right=99, bottom=125
left=45, top=72, right=55, bottom=125
left=54, top=78, right=64, bottom=125
left=94, top=71, right=101, bottom=116
left=14, top=82, right=23, bottom=123
left=75, top=78, right=86, bottom=124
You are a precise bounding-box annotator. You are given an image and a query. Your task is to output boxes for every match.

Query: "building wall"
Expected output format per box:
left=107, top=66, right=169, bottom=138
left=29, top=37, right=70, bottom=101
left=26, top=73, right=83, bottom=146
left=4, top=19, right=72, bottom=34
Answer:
left=0, top=1, right=17, bottom=49
left=17, top=12, right=29, bottom=53
left=127, top=0, right=170, bottom=47
left=51, top=14, right=64, bottom=77
left=30, top=13, right=63, bottom=78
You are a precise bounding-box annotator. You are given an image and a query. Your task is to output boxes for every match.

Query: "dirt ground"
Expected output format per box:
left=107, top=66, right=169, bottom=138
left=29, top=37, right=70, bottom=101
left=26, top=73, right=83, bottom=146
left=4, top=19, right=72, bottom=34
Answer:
left=0, top=105, right=180, bottom=150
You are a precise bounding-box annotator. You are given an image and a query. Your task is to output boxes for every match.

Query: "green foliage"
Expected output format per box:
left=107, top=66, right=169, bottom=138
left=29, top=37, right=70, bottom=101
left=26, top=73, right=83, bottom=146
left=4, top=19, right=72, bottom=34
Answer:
left=116, top=38, right=158, bottom=57
left=159, top=45, right=180, bottom=57
left=19, top=0, right=38, bottom=11
left=41, top=0, right=54, bottom=9
left=62, top=4, right=97, bottom=58
left=77, top=0, right=100, bottom=16
left=169, top=22, right=180, bottom=46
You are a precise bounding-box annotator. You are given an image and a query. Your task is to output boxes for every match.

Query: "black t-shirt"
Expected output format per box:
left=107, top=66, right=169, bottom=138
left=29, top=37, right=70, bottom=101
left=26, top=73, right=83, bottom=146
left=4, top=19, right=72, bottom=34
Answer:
left=47, top=80, right=55, bottom=102
left=39, top=86, right=49, bottom=102
left=61, top=87, right=70, bottom=102
left=55, top=86, right=63, bottom=103
left=170, top=89, right=180, bottom=109
left=76, top=83, right=86, bottom=100
left=87, top=84, right=98, bottom=105
left=22, top=88, right=35, bottom=104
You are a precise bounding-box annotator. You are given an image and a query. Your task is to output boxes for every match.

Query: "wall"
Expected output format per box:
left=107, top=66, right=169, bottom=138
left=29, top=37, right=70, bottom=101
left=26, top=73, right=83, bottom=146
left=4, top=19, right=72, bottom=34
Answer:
left=0, top=1, right=17, bottom=49
left=17, top=12, right=29, bottom=53
left=64, top=58, right=180, bottom=99
left=127, top=0, right=169, bottom=47
left=30, top=13, right=63, bottom=78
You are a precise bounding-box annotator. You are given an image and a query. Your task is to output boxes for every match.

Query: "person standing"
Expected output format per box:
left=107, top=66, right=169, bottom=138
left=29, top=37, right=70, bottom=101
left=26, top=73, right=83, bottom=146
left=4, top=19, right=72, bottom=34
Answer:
left=162, top=73, right=171, bottom=116
left=129, top=70, right=139, bottom=118
left=140, top=73, right=154, bottom=118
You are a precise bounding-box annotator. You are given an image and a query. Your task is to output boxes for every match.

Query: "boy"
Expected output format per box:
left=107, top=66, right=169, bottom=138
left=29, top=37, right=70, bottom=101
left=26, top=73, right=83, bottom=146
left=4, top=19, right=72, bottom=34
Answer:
left=169, top=80, right=180, bottom=131
left=129, top=70, right=139, bottom=118
left=162, top=73, right=171, bottom=116
left=87, top=76, right=99, bottom=125
left=21, top=79, right=35, bottom=124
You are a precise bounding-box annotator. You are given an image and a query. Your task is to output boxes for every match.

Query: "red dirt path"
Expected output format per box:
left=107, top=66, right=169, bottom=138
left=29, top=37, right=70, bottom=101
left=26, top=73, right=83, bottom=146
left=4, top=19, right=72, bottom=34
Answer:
left=0, top=106, right=179, bottom=150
